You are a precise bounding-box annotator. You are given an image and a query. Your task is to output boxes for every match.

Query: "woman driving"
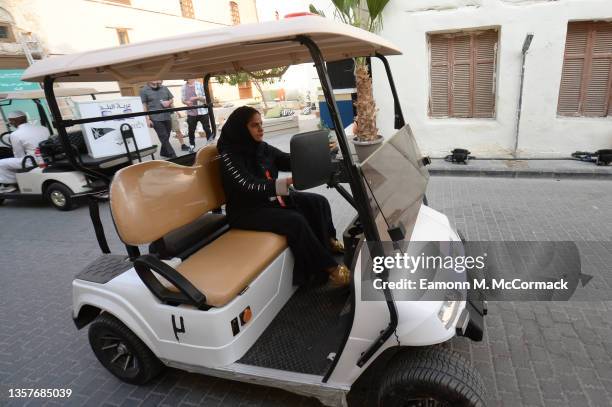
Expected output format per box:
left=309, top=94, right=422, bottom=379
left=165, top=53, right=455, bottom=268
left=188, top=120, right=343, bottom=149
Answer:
left=217, top=106, right=349, bottom=287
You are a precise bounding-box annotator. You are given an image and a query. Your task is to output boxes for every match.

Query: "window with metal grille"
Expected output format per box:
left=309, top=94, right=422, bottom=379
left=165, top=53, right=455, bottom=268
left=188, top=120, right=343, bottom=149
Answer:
left=428, top=29, right=498, bottom=118
left=180, top=0, right=195, bottom=19
left=230, top=1, right=240, bottom=25
left=558, top=21, right=612, bottom=117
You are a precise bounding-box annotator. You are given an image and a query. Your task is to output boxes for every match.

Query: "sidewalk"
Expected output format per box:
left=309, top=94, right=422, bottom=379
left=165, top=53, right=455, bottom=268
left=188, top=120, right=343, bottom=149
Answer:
left=428, top=158, right=612, bottom=179
left=165, top=115, right=611, bottom=180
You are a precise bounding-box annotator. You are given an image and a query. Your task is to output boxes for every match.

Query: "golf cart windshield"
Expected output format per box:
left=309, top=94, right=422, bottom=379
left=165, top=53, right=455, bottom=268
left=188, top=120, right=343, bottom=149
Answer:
left=360, top=125, right=429, bottom=241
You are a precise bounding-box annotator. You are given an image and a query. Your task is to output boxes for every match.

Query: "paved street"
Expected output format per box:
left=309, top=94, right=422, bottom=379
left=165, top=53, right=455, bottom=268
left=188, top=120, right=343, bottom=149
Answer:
left=1, top=142, right=611, bottom=406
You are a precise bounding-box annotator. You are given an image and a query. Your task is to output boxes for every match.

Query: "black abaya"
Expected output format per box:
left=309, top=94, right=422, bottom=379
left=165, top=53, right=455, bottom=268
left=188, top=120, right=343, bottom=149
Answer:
left=217, top=106, right=339, bottom=285
left=229, top=191, right=338, bottom=285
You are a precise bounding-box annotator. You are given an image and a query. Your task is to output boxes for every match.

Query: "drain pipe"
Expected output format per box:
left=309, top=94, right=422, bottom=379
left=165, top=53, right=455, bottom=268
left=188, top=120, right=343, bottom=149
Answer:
left=513, top=33, right=534, bottom=158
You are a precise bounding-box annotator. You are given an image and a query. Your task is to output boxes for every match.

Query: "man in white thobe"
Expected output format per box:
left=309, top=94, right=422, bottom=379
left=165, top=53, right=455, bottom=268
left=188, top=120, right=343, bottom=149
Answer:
left=0, top=111, right=50, bottom=192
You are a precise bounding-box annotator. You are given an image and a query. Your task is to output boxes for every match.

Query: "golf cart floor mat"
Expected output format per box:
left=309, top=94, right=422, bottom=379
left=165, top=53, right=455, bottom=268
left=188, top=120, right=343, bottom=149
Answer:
left=239, top=281, right=352, bottom=376
left=75, top=254, right=132, bottom=284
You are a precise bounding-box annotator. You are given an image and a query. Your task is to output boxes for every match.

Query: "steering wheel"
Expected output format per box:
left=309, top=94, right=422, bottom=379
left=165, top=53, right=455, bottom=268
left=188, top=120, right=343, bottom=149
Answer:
left=0, top=131, right=11, bottom=148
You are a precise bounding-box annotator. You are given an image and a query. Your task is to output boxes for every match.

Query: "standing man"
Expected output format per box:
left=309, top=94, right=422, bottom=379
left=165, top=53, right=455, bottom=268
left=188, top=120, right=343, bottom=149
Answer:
left=0, top=111, right=50, bottom=192
left=181, top=79, right=213, bottom=151
left=140, top=80, right=176, bottom=158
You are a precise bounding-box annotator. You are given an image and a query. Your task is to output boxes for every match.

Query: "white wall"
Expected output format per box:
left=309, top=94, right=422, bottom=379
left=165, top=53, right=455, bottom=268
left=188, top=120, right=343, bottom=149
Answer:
left=1, top=0, right=258, bottom=102
left=6, top=0, right=235, bottom=55
left=374, top=0, right=612, bottom=157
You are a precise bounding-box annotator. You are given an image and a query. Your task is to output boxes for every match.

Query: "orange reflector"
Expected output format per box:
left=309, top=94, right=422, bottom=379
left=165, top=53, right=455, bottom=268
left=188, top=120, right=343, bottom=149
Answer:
left=240, top=306, right=252, bottom=325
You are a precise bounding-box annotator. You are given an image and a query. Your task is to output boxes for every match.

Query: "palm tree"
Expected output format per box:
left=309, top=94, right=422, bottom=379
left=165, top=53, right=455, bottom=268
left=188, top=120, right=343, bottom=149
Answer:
left=310, top=0, right=391, bottom=142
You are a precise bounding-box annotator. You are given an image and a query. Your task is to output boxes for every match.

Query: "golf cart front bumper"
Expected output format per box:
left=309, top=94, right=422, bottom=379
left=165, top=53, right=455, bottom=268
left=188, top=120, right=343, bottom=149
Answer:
left=456, top=299, right=486, bottom=341
left=453, top=228, right=486, bottom=342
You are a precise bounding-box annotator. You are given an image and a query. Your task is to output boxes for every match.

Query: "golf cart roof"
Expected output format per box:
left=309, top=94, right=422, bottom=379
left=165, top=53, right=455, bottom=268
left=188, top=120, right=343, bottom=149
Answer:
left=0, top=87, right=98, bottom=100
left=21, top=16, right=401, bottom=83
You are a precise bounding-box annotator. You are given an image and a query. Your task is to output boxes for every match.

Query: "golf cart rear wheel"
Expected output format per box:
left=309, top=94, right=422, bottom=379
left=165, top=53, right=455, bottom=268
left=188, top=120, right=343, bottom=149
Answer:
left=45, top=182, right=74, bottom=211
left=378, top=347, right=486, bottom=407
left=88, top=313, right=164, bottom=385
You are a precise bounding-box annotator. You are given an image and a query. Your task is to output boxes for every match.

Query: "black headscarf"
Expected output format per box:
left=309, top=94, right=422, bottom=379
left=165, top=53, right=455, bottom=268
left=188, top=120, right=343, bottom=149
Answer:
left=217, top=106, right=261, bottom=155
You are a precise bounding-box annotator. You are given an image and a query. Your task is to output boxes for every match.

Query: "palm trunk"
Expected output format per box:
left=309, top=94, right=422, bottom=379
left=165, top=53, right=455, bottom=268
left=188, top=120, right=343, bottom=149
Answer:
left=353, top=62, right=378, bottom=141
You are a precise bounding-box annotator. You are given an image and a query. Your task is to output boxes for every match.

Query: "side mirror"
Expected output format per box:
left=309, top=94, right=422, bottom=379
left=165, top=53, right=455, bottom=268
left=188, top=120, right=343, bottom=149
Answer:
left=290, top=130, right=332, bottom=190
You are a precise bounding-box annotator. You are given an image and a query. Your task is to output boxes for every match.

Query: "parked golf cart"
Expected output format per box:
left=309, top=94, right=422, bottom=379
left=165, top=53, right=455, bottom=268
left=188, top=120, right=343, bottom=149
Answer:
left=23, top=15, right=486, bottom=406
left=0, top=88, right=157, bottom=210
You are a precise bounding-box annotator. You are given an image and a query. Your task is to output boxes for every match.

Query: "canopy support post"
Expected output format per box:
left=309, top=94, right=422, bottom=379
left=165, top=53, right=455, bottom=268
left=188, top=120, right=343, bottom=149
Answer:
left=297, top=35, right=398, bottom=379
left=43, top=76, right=111, bottom=185
left=32, top=98, right=53, bottom=134
left=375, top=53, right=405, bottom=129
left=203, top=74, right=217, bottom=138
left=297, top=36, right=378, bottom=242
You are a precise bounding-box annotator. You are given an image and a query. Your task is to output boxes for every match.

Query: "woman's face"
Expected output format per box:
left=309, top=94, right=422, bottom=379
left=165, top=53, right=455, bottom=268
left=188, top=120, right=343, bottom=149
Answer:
left=247, top=113, right=264, bottom=142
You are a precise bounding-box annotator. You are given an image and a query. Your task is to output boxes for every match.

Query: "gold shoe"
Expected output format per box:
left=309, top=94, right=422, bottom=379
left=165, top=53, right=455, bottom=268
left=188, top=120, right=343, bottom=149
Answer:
left=330, top=238, right=345, bottom=254
left=329, top=264, right=351, bottom=287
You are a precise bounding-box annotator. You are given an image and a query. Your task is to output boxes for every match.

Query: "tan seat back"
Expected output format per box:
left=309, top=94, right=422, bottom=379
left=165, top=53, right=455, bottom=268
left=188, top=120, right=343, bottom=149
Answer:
left=193, top=146, right=226, bottom=206
left=110, top=146, right=225, bottom=246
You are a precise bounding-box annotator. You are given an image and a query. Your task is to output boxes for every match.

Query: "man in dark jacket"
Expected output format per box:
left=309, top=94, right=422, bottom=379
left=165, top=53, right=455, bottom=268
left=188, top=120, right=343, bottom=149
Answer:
left=140, top=80, right=176, bottom=158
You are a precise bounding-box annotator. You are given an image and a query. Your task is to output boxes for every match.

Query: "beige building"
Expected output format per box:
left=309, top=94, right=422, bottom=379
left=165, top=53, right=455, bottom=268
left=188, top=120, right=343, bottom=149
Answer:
left=0, top=0, right=259, bottom=101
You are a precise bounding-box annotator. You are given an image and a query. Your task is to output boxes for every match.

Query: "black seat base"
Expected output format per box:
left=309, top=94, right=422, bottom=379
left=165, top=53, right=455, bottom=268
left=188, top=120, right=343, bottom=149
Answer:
left=148, top=212, right=228, bottom=259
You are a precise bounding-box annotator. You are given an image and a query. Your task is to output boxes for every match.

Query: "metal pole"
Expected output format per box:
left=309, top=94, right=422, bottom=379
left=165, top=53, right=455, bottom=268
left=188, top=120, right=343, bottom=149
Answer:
left=375, top=53, right=405, bottom=129
left=298, top=35, right=398, bottom=374
left=298, top=36, right=379, bottom=243
left=43, top=76, right=111, bottom=184
left=514, top=33, right=534, bottom=158
left=62, top=104, right=208, bottom=127
left=204, top=74, right=217, bottom=138
left=32, top=98, right=53, bottom=134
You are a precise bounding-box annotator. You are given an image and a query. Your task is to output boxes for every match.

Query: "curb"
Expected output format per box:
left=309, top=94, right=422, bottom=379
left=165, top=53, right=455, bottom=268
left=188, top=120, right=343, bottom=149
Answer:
left=428, top=168, right=612, bottom=180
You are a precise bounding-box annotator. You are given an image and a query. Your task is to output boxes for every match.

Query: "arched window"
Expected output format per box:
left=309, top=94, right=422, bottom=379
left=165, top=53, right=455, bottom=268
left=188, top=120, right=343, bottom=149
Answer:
left=0, top=8, right=16, bottom=43
left=230, top=1, right=240, bottom=25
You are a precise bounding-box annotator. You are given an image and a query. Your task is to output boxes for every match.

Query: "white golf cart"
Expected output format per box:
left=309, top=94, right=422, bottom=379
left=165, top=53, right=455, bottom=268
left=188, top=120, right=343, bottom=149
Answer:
left=22, top=15, right=487, bottom=406
left=0, top=88, right=157, bottom=210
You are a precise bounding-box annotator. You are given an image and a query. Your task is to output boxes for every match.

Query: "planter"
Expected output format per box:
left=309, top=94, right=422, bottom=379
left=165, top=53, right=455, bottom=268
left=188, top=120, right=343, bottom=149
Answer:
left=352, top=135, right=384, bottom=162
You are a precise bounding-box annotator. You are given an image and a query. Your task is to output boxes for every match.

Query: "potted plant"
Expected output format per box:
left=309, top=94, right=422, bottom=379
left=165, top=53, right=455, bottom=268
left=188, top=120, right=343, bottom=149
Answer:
left=310, top=0, right=390, bottom=161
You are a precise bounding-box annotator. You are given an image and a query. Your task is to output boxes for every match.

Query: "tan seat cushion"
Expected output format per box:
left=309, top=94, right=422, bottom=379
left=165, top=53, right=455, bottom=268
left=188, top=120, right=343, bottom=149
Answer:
left=110, top=146, right=225, bottom=246
left=165, top=229, right=287, bottom=307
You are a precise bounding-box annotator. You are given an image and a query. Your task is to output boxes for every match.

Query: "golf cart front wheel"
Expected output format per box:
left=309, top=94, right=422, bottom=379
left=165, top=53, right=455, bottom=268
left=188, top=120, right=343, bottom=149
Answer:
left=378, top=347, right=486, bottom=407
left=88, top=313, right=164, bottom=385
left=45, top=182, right=74, bottom=211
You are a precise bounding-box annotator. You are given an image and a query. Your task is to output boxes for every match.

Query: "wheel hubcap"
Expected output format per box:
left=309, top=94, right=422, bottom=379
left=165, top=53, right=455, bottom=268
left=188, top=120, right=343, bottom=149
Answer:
left=100, top=335, right=138, bottom=372
left=50, top=191, right=66, bottom=207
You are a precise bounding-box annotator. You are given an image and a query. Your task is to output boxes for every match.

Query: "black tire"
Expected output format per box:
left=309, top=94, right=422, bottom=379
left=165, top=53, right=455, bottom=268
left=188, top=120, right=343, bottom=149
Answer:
left=44, top=182, right=74, bottom=211
left=378, top=347, right=486, bottom=407
left=88, top=313, right=164, bottom=385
